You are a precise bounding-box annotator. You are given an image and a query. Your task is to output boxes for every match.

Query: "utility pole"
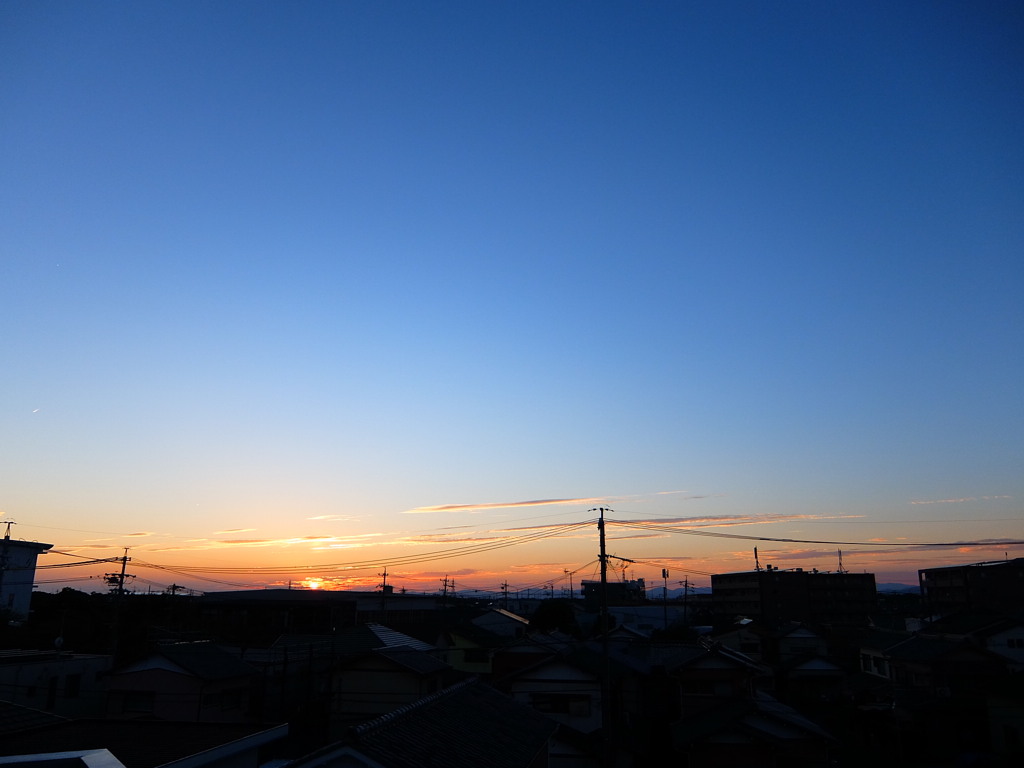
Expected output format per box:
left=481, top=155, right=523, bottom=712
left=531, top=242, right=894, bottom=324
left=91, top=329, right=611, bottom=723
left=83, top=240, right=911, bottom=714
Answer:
left=594, top=507, right=613, bottom=766
left=662, top=569, right=670, bottom=632
left=105, top=548, right=133, bottom=597
left=683, top=576, right=689, bottom=625
left=501, top=581, right=509, bottom=610
left=107, top=548, right=132, bottom=660
left=378, top=566, right=389, bottom=615
left=564, top=568, right=574, bottom=600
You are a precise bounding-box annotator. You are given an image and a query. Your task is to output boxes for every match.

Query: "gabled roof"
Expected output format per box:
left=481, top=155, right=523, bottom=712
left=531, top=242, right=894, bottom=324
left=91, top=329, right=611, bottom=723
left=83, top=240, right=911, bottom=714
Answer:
left=673, top=691, right=833, bottom=747
left=0, top=701, right=67, bottom=737
left=882, top=634, right=960, bottom=662
left=117, top=642, right=256, bottom=682
left=365, top=624, right=434, bottom=652
left=602, top=640, right=763, bottom=677
left=289, top=680, right=556, bottom=768
left=0, top=721, right=285, bottom=768
left=921, top=611, right=1023, bottom=638
left=272, top=624, right=434, bottom=659
left=859, top=628, right=915, bottom=653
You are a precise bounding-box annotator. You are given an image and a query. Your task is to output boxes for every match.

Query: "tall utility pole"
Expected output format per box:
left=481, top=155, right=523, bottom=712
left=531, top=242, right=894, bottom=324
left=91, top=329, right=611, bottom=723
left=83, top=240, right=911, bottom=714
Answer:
left=108, top=548, right=132, bottom=660
left=105, top=548, right=133, bottom=596
left=594, top=506, right=613, bottom=766
left=683, top=576, right=689, bottom=625
left=597, top=508, right=609, bottom=633
left=501, top=581, right=509, bottom=610
left=378, top=566, right=389, bottom=615
left=662, top=569, right=670, bottom=631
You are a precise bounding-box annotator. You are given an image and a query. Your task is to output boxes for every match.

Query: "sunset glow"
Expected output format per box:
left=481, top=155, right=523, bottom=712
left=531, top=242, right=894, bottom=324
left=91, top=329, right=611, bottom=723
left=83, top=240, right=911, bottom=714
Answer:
left=3, top=3, right=1021, bottom=597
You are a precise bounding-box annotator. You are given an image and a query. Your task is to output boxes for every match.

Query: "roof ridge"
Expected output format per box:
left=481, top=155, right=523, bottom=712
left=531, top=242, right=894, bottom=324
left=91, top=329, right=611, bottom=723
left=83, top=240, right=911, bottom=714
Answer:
left=350, top=677, right=479, bottom=738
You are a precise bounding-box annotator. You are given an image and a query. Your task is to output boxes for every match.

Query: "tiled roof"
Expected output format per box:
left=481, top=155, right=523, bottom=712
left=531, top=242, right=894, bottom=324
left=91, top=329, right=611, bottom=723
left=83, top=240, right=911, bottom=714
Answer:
left=882, top=634, right=960, bottom=662
left=672, top=692, right=833, bottom=747
left=148, top=642, right=258, bottom=681
left=291, top=680, right=556, bottom=768
left=0, top=721, right=283, bottom=768
left=271, top=623, right=434, bottom=659
left=366, top=623, right=435, bottom=652
left=0, top=700, right=67, bottom=737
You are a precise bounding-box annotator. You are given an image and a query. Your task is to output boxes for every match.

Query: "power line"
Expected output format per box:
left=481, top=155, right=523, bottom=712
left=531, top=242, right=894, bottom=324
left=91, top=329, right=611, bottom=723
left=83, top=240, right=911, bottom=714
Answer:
left=130, top=520, right=595, bottom=576
left=607, top=519, right=1024, bottom=548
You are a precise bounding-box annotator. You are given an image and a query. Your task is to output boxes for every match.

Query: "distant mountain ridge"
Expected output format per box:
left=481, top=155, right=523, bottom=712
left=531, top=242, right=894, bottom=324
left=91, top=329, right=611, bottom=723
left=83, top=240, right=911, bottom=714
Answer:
left=876, top=582, right=918, bottom=593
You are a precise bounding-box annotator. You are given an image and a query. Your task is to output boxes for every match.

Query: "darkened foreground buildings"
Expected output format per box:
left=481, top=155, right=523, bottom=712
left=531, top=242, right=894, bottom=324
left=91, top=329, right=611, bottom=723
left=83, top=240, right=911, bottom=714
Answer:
left=2, top=555, right=1023, bottom=767
left=0, top=535, right=52, bottom=619
left=919, top=557, right=1024, bottom=617
left=711, top=567, right=877, bottom=626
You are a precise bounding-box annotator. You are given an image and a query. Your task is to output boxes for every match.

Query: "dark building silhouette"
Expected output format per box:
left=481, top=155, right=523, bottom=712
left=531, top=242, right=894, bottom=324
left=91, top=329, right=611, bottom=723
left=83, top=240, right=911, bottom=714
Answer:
left=712, top=567, right=876, bottom=626
left=919, top=558, right=1024, bottom=617
left=0, top=535, right=52, bottom=618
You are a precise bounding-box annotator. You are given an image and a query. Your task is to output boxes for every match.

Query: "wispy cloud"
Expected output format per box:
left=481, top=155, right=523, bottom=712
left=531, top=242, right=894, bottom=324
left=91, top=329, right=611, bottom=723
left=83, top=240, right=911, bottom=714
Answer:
left=307, top=515, right=359, bottom=521
left=403, top=497, right=606, bottom=514
left=611, top=513, right=862, bottom=528
left=910, top=495, right=1011, bottom=505
left=214, top=528, right=256, bottom=534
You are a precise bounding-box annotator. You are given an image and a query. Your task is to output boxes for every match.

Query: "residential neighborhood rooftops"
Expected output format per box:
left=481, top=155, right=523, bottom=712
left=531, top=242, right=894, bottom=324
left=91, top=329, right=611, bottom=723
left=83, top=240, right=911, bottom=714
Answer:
left=289, top=679, right=556, bottom=768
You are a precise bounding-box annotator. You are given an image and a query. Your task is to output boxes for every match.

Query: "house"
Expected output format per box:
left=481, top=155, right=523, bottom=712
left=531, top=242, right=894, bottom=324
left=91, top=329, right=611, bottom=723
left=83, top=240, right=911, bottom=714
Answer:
left=0, top=650, right=110, bottom=718
left=331, top=645, right=457, bottom=729
left=286, top=679, right=557, bottom=768
left=919, top=611, right=1024, bottom=671
left=0, top=697, right=287, bottom=768
left=225, top=622, right=444, bottom=746
left=435, top=621, right=500, bottom=676
left=471, top=607, right=531, bottom=638
left=105, top=642, right=258, bottom=722
left=854, top=629, right=1018, bottom=764
left=496, top=653, right=603, bottom=736
left=435, top=610, right=544, bottom=677
left=671, top=691, right=835, bottom=768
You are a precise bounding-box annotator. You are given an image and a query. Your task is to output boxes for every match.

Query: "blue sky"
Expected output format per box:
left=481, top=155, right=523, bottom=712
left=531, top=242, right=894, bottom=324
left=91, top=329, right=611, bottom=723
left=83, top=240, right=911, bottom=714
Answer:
left=2, top=2, right=1022, bottom=590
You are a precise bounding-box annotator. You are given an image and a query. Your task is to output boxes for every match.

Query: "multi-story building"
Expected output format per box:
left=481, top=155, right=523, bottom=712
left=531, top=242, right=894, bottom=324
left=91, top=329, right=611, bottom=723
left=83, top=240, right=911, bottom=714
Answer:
left=919, top=558, right=1024, bottom=617
left=712, top=567, right=875, bottom=626
left=0, top=534, right=53, bottom=618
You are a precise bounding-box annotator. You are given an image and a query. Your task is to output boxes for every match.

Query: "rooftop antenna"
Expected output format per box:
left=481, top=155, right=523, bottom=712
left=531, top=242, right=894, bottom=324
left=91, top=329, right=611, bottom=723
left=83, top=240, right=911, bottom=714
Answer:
left=754, top=546, right=762, bottom=572
left=837, top=548, right=847, bottom=574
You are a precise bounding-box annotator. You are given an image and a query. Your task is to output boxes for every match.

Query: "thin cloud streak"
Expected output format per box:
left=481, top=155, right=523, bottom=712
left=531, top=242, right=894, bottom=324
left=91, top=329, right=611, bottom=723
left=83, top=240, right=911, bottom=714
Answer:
left=910, top=495, right=1011, bottom=505
left=403, top=497, right=606, bottom=514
